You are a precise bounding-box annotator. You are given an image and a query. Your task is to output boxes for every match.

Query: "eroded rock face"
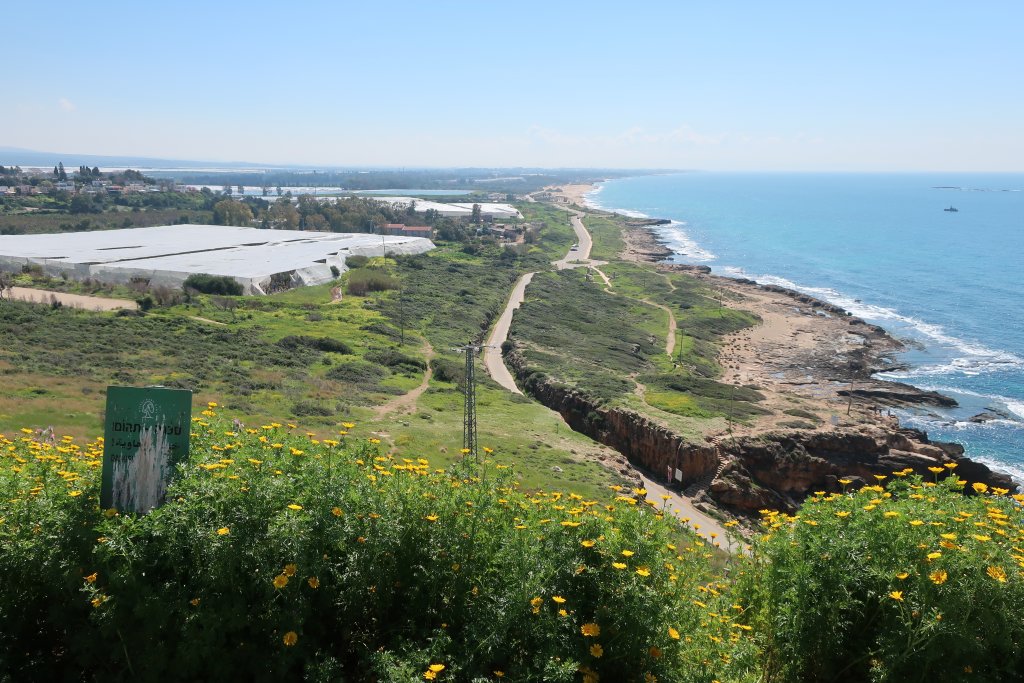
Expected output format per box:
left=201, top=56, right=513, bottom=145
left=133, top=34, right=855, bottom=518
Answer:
left=508, top=352, right=718, bottom=485
left=711, top=425, right=1018, bottom=513
left=507, top=348, right=1018, bottom=518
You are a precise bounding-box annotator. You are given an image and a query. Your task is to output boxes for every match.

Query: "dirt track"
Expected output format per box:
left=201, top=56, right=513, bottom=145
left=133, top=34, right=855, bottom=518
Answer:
left=7, top=287, right=137, bottom=311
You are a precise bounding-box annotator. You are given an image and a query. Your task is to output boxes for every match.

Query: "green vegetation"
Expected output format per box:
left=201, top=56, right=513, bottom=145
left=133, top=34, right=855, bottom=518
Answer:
left=4, top=421, right=1021, bottom=681
left=738, top=475, right=1024, bottom=682
left=0, top=200, right=631, bottom=499
left=512, top=270, right=658, bottom=403
left=509, top=250, right=763, bottom=425
left=0, top=421, right=746, bottom=682
left=183, top=273, right=245, bottom=295
left=345, top=268, right=399, bottom=296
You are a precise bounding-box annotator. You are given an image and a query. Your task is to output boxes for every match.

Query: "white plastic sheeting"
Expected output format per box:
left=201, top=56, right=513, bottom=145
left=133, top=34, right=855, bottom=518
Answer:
left=0, top=224, right=434, bottom=294
left=369, top=197, right=522, bottom=220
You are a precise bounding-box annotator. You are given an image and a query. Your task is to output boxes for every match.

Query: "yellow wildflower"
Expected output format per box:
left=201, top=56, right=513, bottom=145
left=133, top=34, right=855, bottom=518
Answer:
left=987, top=566, right=1007, bottom=583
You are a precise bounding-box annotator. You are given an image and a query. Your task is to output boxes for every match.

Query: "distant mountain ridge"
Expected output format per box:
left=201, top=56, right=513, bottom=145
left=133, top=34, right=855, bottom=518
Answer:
left=0, top=146, right=276, bottom=170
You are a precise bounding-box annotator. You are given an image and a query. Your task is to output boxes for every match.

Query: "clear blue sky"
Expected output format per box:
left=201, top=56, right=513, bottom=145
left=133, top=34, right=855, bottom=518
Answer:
left=3, top=1, right=1022, bottom=170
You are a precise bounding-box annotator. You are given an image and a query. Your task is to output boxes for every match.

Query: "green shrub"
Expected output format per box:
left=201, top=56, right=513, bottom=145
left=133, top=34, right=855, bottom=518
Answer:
left=324, top=360, right=388, bottom=385
left=290, top=400, right=334, bottom=417
left=276, top=335, right=353, bottom=355
left=183, top=273, right=244, bottom=296
left=429, top=357, right=465, bottom=385
left=346, top=268, right=397, bottom=296
left=0, top=418, right=750, bottom=682
left=736, top=475, right=1024, bottom=682
left=364, top=348, right=427, bottom=374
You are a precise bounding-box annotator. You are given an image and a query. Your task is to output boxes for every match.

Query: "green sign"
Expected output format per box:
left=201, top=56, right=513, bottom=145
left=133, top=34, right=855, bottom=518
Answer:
left=101, top=386, right=192, bottom=513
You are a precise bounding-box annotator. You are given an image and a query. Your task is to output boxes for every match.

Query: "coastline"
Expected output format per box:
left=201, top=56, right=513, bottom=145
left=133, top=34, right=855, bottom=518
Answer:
left=541, top=182, right=1019, bottom=500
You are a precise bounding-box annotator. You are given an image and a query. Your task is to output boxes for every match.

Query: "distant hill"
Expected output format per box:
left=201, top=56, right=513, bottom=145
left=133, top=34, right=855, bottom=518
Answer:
left=0, top=146, right=270, bottom=170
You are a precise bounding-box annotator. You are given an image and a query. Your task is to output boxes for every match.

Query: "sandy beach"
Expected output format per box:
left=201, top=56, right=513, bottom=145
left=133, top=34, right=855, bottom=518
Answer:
left=545, top=183, right=597, bottom=207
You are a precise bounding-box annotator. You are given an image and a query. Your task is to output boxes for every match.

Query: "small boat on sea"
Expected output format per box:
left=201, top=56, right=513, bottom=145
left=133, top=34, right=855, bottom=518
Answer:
left=944, top=206, right=959, bottom=212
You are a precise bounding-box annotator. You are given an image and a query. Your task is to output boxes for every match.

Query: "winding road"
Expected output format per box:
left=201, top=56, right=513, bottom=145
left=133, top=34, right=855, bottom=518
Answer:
left=482, top=205, right=731, bottom=547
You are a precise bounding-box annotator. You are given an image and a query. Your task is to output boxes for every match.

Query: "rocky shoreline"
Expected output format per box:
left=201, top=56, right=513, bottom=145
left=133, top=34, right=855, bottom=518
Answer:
left=518, top=216, right=1019, bottom=519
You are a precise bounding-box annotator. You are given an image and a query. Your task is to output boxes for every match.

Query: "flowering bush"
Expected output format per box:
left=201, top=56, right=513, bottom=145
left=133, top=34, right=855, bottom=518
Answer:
left=5, top=413, right=1019, bottom=682
left=736, top=473, right=1024, bottom=682
left=0, top=415, right=752, bottom=682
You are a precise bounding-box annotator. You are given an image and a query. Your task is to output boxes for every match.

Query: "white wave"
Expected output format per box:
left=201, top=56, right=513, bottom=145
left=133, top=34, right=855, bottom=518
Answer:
left=901, top=385, right=1024, bottom=422
left=582, top=185, right=652, bottom=218
left=582, top=190, right=716, bottom=260
left=657, top=222, right=716, bottom=261
left=732, top=271, right=1024, bottom=378
left=1005, top=399, right=1024, bottom=421
left=973, top=456, right=1024, bottom=486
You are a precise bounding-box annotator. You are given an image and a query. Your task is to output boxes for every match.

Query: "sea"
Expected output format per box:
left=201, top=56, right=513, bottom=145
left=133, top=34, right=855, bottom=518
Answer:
left=588, top=172, right=1024, bottom=482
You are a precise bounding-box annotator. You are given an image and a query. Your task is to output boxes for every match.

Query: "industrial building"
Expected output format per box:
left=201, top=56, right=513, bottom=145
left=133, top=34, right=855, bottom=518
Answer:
left=0, top=224, right=434, bottom=295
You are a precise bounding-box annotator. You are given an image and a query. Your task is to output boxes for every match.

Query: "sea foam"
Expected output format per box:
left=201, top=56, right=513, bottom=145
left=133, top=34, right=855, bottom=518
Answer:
left=729, top=271, right=1024, bottom=379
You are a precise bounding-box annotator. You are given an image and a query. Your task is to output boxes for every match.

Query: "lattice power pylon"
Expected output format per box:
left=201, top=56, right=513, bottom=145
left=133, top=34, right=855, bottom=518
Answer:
left=454, top=343, right=491, bottom=461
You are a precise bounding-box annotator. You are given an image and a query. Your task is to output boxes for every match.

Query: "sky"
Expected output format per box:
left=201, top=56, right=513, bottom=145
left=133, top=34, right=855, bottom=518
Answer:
left=3, top=1, right=1023, bottom=171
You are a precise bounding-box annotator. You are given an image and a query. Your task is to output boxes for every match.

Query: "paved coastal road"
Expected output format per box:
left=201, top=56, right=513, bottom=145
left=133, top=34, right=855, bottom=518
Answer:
left=482, top=273, right=533, bottom=394
left=552, top=210, right=597, bottom=270
left=481, top=208, right=733, bottom=548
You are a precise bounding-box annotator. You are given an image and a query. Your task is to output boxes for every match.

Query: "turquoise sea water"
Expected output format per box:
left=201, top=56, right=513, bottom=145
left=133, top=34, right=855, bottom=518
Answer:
left=589, top=173, right=1024, bottom=481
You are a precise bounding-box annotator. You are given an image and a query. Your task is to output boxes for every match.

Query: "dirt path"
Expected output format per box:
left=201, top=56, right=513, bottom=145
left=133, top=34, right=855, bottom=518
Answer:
left=641, top=299, right=677, bottom=357
left=189, top=316, right=227, bottom=326
left=591, top=266, right=613, bottom=291
left=374, top=340, right=435, bottom=418
left=7, top=286, right=137, bottom=311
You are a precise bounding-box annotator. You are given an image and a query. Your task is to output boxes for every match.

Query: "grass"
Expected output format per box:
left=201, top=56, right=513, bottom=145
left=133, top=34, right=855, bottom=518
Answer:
left=581, top=212, right=625, bottom=262
left=0, top=203, right=638, bottom=502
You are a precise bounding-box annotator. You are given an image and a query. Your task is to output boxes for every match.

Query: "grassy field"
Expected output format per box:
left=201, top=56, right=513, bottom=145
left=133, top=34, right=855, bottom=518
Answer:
left=0, top=204, right=629, bottom=500
left=510, top=213, right=766, bottom=433
left=0, top=203, right=761, bottom=497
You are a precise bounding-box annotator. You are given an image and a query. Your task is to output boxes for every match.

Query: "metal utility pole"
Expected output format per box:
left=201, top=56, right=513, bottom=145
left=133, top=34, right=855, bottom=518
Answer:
left=463, top=346, right=478, bottom=460
left=454, top=343, right=493, bottom=461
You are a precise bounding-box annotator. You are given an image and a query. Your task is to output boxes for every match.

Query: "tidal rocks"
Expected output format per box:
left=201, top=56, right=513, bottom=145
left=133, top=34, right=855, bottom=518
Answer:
left=709, top=425, right=1017, bottom=514
left=838, top=383, right=959, bottom=407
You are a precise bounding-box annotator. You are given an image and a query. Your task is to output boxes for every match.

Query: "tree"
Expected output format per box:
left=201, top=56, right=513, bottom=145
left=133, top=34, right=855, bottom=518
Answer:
left=91, top=166, right=100, bottom=177
left=269, top=199, right=300, bottom=230
left=58, top=162, right=67, bottom=181
left=69, top=194, right=97, bottom=214
left=212, top=199, right=254, bottom=226
left=53, top=165, right=59, bottom=178
left=471, top=203, right=482, bottom=224
left=305, top=213, right=327, bottom=231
